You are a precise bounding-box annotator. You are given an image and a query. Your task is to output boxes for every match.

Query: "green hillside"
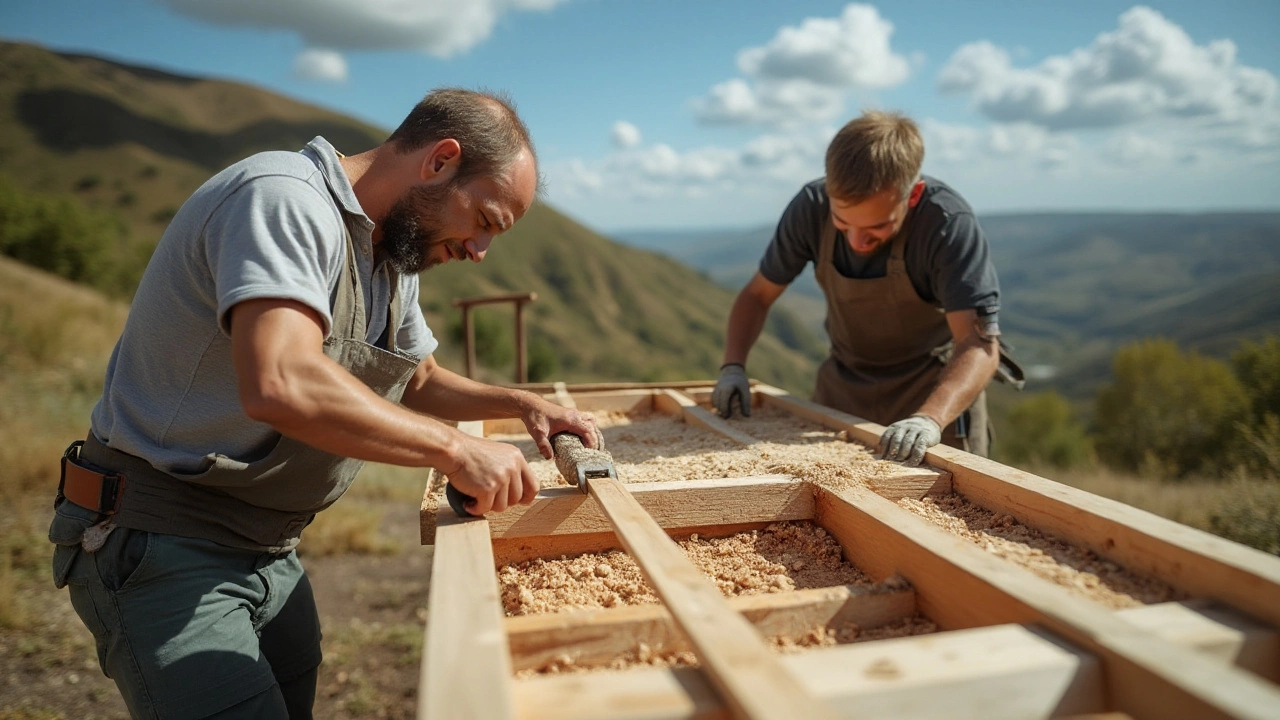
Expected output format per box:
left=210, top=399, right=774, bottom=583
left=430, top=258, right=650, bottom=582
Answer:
left=0, top=40, right=821, bottom=391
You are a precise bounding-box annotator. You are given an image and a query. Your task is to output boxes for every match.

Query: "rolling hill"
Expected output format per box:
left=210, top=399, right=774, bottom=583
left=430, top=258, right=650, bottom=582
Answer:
left=0, top=40, right=822, bottom=391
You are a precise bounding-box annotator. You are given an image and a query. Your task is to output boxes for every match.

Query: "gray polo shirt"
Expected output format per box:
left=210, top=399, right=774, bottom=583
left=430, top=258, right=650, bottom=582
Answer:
left=91, top=137, right=437, bottom=474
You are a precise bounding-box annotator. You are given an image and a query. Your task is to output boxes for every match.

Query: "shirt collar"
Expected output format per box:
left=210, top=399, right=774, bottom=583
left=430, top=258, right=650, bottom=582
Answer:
left=300, top=136, right=374, bottom=232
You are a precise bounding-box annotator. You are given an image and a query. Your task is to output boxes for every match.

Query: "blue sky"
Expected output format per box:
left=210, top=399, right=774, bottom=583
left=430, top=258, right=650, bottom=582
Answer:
left=4, top=0, right=1278, bottom=232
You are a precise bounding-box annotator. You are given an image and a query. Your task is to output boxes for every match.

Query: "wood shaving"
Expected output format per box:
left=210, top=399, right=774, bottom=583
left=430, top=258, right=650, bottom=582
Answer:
left=899, top=494, right=1186, bottom=608
left=498, top=521, right=870, bottom=616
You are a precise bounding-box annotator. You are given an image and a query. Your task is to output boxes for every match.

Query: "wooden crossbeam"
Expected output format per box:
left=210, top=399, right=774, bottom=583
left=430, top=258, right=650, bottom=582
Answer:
left=505, top=583, right=916, bottom=672
left=754, top=382, right=1280, bottom=633
left=814, top=484, right=1280, bottom=720
left=424, top=475, right=811, bottom=545
left=486, top=475, right=809, bottom=539
left=586, top=475, right=839, bottom=720
left=1117, top=601, right=1280, bottom=682
left=511, top=623, right=1106, bottom=720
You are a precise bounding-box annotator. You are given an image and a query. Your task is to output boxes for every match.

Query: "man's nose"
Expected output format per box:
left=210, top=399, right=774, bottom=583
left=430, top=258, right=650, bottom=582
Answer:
left=464, top=233, right=494, bottom=262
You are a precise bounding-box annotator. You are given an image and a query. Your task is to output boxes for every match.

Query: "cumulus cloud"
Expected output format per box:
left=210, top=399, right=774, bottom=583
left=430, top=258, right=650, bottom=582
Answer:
left=293, top=48, right=348, bottom=83
left=548, top=127, right=833, bottom=202
left=921, top=119, right=1080, bottom=171
left=695, top=3, right=910, bottom=128
left=611, top=121, right=642, bottom=149
left=938, top=6, right=1279, bottom=136
left=154, top=0, right=570, bottom=77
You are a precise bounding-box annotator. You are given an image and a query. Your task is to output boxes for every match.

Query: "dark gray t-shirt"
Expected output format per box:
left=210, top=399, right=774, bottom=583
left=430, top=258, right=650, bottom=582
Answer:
left=759, top=176, right=1000, bottom=318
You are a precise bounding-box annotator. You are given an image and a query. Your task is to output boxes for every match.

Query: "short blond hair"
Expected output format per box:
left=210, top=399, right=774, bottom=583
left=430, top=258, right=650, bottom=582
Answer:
left=824, top=110, right=924, bottom=203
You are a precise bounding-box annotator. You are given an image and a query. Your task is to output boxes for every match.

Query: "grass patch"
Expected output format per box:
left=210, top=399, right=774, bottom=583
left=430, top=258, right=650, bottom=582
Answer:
left=298, top=501, right=400, bottom=558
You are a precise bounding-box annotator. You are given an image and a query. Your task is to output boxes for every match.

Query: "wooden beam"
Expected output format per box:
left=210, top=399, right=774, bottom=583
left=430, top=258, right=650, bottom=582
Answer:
left=653, top=389, right=762, bottom=446
left=1117, top=601, right=1280, bottom=682
left=425, top=475, right=811, bottom=545
left=755, top=383, right=1280, bottom=631
left=512, top=623, right=1105, bottom=720
left=505, top=583, right=915, bottom=673
left=814, top=484, right=1280, bottom=720
left=491, top=475, right=808, bottom=538
left=482, top=389, right=658, bottom=436
left=420, top=510, right=515, bottom=720
left=587, top=476, right=839, bottom=720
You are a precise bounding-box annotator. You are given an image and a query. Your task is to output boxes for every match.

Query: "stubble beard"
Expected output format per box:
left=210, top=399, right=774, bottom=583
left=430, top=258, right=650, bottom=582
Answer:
left=379, top=182, right=455, bottom=274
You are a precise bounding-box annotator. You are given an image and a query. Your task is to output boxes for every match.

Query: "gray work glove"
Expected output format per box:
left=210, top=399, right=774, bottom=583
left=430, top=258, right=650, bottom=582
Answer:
left=712, top=363, right=751, bottom=418
left=878, top=414, right=942, bottom=466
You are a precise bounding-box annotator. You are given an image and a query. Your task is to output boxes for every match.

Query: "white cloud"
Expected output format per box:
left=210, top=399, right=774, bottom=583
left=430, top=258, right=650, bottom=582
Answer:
left=611, top=121, right=642, bottom=149
left=548, top=127, right=832, bottom=204
left=153, top=0, right=571, bottom=68
left=938, top=6, right=1279, bottom=139
left=694, top=3, right=909, bottom=128
left=292, top=48, right=348, bottom=83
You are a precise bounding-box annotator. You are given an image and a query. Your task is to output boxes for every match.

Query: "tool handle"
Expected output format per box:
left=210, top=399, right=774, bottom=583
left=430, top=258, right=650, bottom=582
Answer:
left=445, top=482, right=478, bottom=518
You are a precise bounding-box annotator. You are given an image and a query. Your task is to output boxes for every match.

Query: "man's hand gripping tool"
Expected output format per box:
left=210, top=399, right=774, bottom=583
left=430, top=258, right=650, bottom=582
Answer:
left=445, top=431, right=613, bottom=517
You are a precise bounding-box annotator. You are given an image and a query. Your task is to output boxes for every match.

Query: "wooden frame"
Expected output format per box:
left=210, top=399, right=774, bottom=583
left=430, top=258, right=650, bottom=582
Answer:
left=418, top=382, right=1280, bottom=720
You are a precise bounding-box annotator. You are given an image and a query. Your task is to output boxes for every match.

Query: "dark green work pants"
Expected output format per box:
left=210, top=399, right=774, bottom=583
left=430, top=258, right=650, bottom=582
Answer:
left=53, top=513, right=322, bottom=719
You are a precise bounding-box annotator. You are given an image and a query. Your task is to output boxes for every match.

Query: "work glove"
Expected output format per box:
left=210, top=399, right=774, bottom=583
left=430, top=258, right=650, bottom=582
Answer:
left=878, top=414, right=942, bottom=467
left=712, top=363, right=751, bottom=418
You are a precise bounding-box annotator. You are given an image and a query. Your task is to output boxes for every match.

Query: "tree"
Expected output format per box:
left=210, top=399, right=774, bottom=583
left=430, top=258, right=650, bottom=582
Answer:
left=1094, top=339, right=1249, bottom=477
left=999, top=391, right=1093, bottom=469
left=1232, top=336, right=1280, bottom=476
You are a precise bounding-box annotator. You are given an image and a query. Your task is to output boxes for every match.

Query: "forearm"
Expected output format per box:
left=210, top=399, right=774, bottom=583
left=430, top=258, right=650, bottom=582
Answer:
left=400, top=362, right=533, bottom=421
left=723, top=292, right=771, bottom=366
left=915, top=338, right=999, bottom=427
left=244, top=351, right=465, bottom=471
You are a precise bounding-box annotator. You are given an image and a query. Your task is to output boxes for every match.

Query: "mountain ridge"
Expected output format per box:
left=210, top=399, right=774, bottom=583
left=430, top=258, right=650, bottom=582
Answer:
left=0, top=39, right=823, bottom=391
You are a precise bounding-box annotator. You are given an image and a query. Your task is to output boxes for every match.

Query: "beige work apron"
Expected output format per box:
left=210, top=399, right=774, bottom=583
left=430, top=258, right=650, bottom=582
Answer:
left=77, top=216, right=420, bottom=553
left=812, top=215, right=989, bottom=455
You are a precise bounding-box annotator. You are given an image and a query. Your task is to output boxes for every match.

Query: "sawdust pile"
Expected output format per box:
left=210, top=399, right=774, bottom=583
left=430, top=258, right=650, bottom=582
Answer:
left=899, top=494, right=1185, bottom=608
left=499, top=521, right=869, bottom=616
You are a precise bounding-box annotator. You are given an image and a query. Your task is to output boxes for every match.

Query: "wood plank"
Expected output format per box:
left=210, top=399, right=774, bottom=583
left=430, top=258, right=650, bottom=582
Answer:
left=512, top=623, right=1105, bottom=720
left=480, top=475, right=811, bottom=541
left=420, top=511, right=515, bottom=720
left=588, top=476, right=839, bottom=720
left=426, top=475, right=810, bottom=546
left=1117, top=601, right=1280, bottom=682
left=491, top=521, right=776, bottom=566
left=756, top=383, right=1280, bottom=631
left=506, top=584, right=915, bottom=673
left=653, top=389, right=762, bottom=446
left=814, top=484, right=1280, bottom=720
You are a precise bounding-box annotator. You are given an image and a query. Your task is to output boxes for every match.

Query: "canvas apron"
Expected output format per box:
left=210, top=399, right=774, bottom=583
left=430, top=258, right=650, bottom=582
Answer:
left=812, top=216, right=989, bottom=455
left=64, top=216, right=420, bottom=554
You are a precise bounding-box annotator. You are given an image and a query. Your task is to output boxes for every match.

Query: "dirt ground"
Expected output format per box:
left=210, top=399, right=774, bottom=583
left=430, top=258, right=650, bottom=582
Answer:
left=0, top=495, right=432, bottom=720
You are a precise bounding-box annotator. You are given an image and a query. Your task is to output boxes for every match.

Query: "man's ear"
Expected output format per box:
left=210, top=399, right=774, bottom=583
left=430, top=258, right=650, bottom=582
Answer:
left=420, top=138, right=461, bottom=183
left=908, top=180, right=925, bottom=208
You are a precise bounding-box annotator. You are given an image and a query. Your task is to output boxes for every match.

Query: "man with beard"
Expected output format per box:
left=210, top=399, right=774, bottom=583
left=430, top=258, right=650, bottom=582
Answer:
left=713, top=111, right=1020, bottom=466
left=49, top=88, right=597, bottom=718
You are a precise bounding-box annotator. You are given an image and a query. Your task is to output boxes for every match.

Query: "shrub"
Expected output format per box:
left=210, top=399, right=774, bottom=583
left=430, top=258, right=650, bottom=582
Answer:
left=1210, top=479, right=1280, bottom=555
left=1094, top=339, right=1249, bottom=477
left=1000, top=391, right=1093, bottom=469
